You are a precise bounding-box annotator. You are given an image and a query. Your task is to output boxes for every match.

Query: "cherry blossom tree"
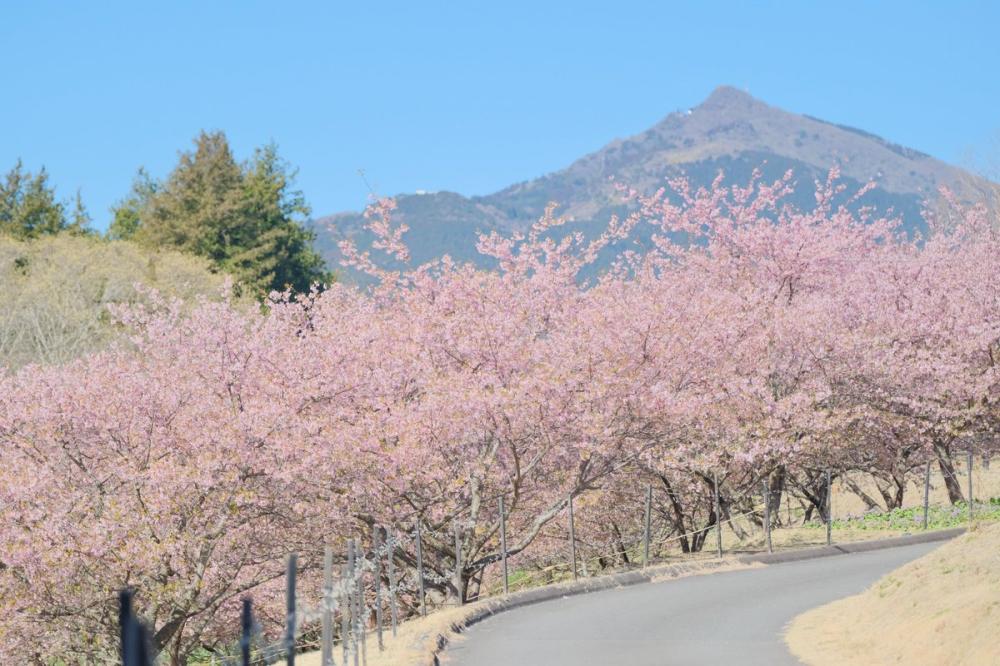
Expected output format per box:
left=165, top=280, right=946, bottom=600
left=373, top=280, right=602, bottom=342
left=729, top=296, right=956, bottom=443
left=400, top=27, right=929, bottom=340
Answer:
left=2, top=171, right=997, bottom=662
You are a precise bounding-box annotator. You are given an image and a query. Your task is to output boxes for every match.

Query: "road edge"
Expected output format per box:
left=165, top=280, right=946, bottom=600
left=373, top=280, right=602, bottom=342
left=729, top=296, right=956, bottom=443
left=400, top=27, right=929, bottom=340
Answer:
left=429, top=528, right=965, bottom=665
left=737, top=527, right=965, bottom=565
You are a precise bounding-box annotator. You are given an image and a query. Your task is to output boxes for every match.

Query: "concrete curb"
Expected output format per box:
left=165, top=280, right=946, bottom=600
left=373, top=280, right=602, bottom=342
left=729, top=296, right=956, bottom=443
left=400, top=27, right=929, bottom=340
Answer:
left=737, top=527, right=966, bottom=565
left=430, top=528, right=965, bottom=665
left=429, top=558, right=737, bottom=665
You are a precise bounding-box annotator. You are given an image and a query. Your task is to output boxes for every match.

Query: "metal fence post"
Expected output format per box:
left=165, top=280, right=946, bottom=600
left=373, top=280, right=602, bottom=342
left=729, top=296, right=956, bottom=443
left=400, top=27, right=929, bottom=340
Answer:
left=386, top=528, right=399, bottom=636
left=923, top=461, right=931, bottom=530
left=356, top=541, right=367, bottom=666
left=967, top=450, right=974, bottom=520
left=373, top=528, right=384, bottom=651
left=712, top=472, right=723, bottom=558
left=499, top=496, right=509, bottom=595
left=120, top=589, right=153, bottom=666
left=643, top=484, right=652, bottom=568
left=322, top=547, right=334, bottom=666
left=568, top=493, right=578, bottom=580
left=121, top=589, right=135, bottom=665
left=454, top=522, right=464, bottom=606
left=415, top=522, right=427, bottom=617
left=119, top=589, right=131, bottom=662
left=241, top=597, right=253, bottom=666
left=341, top=561, right=350, bottom=666
left=825, top=470, right=833, bottom=546
left=347, top=540, right=358, bottom=666
left=762, top=479, right=772, bottom=553
left=286, top=553, right=298, bottom=666
left=786, top=487, right=792, bottom=526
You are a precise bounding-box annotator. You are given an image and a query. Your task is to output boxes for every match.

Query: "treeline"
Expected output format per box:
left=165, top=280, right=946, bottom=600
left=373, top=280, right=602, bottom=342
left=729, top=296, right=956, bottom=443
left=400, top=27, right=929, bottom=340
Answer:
left=1, top=131, right=331, bottom=369
left=3, top=174, right=998, bottom=663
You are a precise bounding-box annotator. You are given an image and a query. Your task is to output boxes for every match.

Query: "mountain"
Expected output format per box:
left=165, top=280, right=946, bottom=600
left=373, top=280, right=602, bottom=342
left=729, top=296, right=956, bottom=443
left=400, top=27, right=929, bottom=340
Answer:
left=311, top=86, right=996, bottom=280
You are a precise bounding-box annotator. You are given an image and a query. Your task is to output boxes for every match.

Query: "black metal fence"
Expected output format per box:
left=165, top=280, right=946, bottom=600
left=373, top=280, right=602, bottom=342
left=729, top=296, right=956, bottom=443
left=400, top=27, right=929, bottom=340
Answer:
left=116, top=454, right=996, bottom=666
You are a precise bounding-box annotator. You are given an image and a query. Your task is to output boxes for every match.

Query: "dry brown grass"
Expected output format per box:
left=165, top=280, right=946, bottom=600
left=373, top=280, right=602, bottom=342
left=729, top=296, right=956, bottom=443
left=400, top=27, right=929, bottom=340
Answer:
left=711, top=459, right=1000, bottom=555
left=828, top=459, right=1000, bottom=517
left=274, top=603, right=475, bottom=666
left=785, top=520, right=1000, bottom=666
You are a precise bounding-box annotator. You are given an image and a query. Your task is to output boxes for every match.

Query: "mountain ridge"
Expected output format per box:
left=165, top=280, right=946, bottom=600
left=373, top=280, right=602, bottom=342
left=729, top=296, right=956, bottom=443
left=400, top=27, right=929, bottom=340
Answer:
left=311, top=86, right=996, bottom=280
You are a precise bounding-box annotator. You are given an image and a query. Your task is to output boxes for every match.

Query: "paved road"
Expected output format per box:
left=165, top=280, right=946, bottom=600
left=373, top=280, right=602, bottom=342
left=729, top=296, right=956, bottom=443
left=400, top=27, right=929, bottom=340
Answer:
left=444, top=542, right=942, bottom=666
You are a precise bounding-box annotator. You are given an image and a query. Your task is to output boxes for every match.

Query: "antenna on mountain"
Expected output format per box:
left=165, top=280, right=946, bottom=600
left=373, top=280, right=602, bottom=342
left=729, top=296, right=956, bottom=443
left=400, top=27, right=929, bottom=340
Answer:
left=357, top=168, right=378, bottom=197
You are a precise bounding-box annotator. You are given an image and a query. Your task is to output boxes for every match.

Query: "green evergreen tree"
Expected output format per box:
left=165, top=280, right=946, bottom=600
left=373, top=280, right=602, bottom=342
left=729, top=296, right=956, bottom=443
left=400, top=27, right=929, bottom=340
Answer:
left=0, top=161, right=89, bottom=238
left=114, top=131, right=330, bottom=295
left=107, top=169, right=156, bottom=241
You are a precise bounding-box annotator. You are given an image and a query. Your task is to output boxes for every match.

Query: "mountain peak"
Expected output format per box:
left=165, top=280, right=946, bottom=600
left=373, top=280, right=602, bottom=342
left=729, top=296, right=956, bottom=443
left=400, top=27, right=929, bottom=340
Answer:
left=316, top=87, right=994, bottom=284
left=700, top=85, right=761, bottom=110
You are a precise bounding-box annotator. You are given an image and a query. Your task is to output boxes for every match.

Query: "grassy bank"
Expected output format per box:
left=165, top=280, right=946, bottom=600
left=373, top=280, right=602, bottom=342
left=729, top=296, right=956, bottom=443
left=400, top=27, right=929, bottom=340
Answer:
left=786, top=520, right=1000, bottom=665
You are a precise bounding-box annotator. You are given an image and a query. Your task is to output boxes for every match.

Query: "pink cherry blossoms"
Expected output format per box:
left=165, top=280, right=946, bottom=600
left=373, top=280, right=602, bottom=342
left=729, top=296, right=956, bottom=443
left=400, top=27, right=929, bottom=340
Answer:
left=1, top=172, right=998, bottom=663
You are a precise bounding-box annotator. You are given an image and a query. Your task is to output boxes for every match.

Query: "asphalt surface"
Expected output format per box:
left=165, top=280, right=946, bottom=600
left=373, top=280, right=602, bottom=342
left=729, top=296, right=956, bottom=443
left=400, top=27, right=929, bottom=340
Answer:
left=444, top=541, right=943, bottom=666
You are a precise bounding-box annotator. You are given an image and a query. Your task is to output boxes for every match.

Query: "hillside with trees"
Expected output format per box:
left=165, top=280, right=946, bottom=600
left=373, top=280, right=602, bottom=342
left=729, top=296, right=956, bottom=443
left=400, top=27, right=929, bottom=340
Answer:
left=0, top=135, right=332, bottom=371
left=0, top=234, right=226, bottom=370
left=110, top=132, right=330, bottom=295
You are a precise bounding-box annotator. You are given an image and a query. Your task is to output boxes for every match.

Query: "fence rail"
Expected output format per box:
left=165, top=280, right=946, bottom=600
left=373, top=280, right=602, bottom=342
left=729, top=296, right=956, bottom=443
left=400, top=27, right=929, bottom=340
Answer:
left=116, top=453, right=997, bottom=666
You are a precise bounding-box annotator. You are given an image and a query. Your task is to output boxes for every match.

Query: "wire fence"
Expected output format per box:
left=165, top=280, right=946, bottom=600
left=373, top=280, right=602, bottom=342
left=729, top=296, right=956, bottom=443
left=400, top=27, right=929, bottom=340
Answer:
left=120, top=451, right=1000, bottom=666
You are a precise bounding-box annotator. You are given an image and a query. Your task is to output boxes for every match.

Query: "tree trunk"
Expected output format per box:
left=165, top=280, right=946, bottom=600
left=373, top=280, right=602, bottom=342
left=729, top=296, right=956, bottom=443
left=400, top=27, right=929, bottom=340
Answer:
left=445, top=570, right=466, bottom=606
left=933, top=438, right=964, bottom=504
left=722, top=500, right=749, bottom=540
left=611, top=522, right=631, bottom=566
left=658, top=474, right=692, bottom=553
left=889, top=470, right=906, bottom=510
left=873, top=472, right=906, bottom=511
left=792, top=470, right=829, bottom=522
left=843, top=475, right=881, bottom=512
left=689, top=513, right=714, bottom=552
left=767, top=467, right=786, bottom=525
left=466, top=569, right=483, bottom=602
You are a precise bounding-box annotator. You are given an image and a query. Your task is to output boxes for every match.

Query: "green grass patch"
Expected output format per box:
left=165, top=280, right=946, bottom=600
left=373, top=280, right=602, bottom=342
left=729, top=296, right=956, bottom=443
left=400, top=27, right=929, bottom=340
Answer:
left=804, top=499, right=1000, bottom=532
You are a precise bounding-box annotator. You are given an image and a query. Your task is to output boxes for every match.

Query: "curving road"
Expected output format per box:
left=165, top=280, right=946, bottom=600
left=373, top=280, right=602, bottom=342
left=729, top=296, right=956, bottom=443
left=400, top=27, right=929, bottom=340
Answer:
left=444, top=541, right=942, bottom=666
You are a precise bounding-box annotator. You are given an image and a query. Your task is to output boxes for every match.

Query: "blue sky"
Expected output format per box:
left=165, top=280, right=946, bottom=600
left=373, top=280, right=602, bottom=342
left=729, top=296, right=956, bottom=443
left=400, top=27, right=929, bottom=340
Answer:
left=2, top=1, right=998, bottom=231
